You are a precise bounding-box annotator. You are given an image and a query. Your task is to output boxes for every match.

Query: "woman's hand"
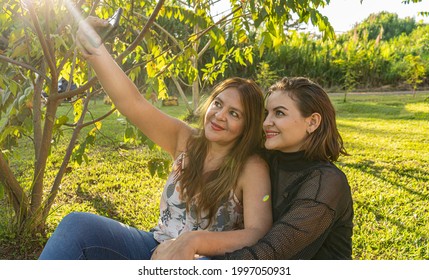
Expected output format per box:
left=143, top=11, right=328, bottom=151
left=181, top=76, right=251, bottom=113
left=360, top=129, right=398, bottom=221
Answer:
left=76, top=16, right=109, bottom=58
left=151, top=233, right=199, bottom=260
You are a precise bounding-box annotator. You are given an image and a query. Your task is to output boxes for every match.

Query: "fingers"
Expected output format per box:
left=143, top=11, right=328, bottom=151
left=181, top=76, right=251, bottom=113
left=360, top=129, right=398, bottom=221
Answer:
left=150, top=239, right=195, bottom=260
left=76, top=16, right=109, bottom=56
left=150, top=240, right=175, bottom=260
left=86, top=16, right=110, bottom=28
left=75, top=37, right=91, bottom=59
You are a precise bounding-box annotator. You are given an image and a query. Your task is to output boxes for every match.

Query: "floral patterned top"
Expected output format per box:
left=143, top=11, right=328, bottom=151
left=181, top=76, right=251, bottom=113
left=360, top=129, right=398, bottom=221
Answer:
left=152, top=152, right=244, bottom=242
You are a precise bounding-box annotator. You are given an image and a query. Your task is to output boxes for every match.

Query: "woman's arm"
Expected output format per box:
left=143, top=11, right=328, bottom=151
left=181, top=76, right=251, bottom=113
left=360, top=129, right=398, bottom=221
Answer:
left=151, top=155, right=272, bottom=259
left=76, top=17, right=192, bottom=157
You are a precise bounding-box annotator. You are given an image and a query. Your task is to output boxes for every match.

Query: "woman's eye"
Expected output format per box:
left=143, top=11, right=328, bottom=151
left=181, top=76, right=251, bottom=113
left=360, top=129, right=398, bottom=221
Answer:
left=275, top=110, right=285, bottom=117
left=214, top=101, right=222, bottom=108
left=230, top=111, right=239, bottom=118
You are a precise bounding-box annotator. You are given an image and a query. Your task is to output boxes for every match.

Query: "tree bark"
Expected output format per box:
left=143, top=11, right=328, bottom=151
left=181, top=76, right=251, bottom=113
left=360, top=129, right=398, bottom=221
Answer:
left=0, top=152, right=29, bottom=221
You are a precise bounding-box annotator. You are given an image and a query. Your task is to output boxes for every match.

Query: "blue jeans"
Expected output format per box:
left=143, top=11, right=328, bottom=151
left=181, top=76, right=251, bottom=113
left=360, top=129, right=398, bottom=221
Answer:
left=39, top=212, right=159, bottom=260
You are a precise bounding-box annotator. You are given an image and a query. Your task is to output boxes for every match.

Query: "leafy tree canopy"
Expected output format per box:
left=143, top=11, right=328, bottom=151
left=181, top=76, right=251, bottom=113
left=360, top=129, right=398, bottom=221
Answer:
left=350, top=11, right=418, bottom=41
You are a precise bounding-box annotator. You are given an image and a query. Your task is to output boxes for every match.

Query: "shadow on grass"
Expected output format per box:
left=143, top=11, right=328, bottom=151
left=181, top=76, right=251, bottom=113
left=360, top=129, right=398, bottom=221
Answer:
left=345, top=160, right=429, bottom=199
left=344, top=159, right=429, bottom=257
left=76, top=185, right=120, bottom=219
left=346, top=160, right=429, bottom=258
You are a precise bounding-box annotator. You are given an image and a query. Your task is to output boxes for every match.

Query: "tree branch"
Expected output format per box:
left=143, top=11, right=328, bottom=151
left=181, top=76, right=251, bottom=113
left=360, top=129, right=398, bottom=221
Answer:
left=27, top=3, right=57, bottom=83
left=0, top=54, right=51, bottom=83
left=30, top=97, right=59, bottom=216
left=116, top=0, right=166, bottom=62
left=172, top=76, right=192, bottom=113
left=33, top=65, right=46, bottom=160
left=42, top=90, right=93, bottom=220
left=81, top=107, right=116, bottom=129
left=56, top=1, right=167, bottom=103
left=155, top=5, right=242, bottom=78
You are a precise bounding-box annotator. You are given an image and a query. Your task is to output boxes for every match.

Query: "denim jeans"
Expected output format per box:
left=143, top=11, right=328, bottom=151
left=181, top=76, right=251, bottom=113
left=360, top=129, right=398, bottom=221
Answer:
left=39, top=212, right=159, bottom=260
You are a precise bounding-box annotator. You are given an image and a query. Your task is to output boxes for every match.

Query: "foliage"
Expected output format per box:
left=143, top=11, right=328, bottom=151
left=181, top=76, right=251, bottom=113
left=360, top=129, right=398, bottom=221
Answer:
left=255, top=62, right=278, bottom=91
left=248, top=11, right=429, bottom=92
left=401, top=54, right=426, bottom=95
left=0, top=0, right=167, bottom=236
left=350, top=11, right=417, bottom=41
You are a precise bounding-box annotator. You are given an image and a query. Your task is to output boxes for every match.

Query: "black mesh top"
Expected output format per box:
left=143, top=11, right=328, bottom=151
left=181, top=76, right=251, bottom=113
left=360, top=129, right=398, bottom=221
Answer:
left=219, top=150, right=353, bottom=260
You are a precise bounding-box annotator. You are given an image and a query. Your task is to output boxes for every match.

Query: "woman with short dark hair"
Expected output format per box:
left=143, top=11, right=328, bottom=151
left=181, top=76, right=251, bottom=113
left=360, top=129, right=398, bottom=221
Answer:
left=220, top=76, right=354, bottom=259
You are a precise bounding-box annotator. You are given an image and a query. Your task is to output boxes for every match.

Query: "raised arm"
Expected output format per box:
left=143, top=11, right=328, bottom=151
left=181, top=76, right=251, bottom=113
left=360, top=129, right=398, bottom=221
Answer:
left=151, top=155, right=272, bottom=259
left=76, top=17, right=192, bottom=157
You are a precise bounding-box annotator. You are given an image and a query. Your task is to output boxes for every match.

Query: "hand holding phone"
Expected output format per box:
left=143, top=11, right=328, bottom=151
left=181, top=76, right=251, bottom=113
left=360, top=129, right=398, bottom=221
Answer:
left=76, top=8, right=122, bottom=56
left=99, top=8, right=123, bottom=41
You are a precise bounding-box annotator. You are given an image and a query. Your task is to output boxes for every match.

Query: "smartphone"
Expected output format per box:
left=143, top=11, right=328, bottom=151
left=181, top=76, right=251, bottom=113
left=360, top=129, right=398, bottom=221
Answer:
left=99, top=7, right=123, bottom=41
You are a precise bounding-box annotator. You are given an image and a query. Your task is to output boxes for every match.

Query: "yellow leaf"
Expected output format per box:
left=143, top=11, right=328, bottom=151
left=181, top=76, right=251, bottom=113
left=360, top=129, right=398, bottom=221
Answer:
left=10, top=44, right=27, bottom=58
left=73, top=98, right=83, bottom=123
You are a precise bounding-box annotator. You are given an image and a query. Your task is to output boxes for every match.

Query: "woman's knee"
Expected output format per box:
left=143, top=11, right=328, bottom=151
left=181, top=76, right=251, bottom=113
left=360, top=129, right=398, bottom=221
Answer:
left=54, top=212, right=100, bottom=237
left=61, top=211, right=93, bottom=223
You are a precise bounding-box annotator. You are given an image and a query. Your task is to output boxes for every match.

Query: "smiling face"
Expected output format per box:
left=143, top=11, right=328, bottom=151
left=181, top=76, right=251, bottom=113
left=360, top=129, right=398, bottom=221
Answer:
left=204, top=88, right=245, bottom=148
left=263, top=90, right=311, bottom=153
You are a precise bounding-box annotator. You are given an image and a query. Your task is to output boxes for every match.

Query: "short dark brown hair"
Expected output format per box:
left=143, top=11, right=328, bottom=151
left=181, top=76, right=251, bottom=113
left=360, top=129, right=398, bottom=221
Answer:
left=268, top=77, right=348, bottom=161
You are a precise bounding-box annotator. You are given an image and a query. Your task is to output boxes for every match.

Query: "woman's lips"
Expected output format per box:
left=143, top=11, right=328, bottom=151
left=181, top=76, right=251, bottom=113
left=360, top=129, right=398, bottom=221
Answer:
left=210, top=121, right=224, bottom=131
left=264, top=130, right=279, bottom=139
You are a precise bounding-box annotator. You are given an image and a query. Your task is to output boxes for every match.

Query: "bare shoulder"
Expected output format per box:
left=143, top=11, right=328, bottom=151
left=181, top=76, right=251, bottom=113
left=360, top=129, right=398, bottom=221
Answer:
left=242, top=154, right=269, bottom=173
left=238, top=154, right=270, bottom=186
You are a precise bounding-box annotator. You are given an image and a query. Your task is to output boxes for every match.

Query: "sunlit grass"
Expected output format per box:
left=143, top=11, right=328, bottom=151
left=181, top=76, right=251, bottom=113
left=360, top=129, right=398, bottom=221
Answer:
left=332, top=92, right=429, bottom=259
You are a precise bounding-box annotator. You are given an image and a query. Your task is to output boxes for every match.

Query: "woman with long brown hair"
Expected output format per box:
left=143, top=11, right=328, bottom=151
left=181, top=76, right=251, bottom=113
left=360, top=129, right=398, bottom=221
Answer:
left=39, top=17, right=272, bottom=260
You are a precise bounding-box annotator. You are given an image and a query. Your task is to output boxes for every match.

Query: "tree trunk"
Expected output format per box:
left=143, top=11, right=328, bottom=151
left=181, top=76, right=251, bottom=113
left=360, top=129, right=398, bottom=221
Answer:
left=172, top=77, right=192, bottom=114
left=0, top=152, right=29, bottom=223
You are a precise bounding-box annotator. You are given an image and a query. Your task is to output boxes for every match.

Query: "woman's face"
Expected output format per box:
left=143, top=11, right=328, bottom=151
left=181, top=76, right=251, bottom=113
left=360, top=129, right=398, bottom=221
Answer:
left=263, top=90, right=310, bottom=153
left=204, top=88, right=245, bottom=148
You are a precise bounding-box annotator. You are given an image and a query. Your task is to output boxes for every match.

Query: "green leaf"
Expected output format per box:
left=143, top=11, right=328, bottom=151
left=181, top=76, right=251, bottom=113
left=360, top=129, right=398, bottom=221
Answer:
left=0, top=126, right=23, bottom=145
left=72, top=142, right=86, bottom=165
left=9, top=81, right=19, bottom=95
left=55, top=115, right=69, bottom=127
left=148, top=160, right=158, bottom=177
left=10, top=44, right=27, bottom=59
left=1, top=90, right=12, bottom=106
left=124, top=126, right=135, bottom=142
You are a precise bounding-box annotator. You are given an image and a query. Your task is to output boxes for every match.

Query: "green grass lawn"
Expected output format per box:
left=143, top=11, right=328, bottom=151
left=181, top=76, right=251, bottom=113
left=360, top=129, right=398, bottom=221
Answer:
left=1, top=92, right=428, bottom=259
left=331, top=93, right=429, bottom=259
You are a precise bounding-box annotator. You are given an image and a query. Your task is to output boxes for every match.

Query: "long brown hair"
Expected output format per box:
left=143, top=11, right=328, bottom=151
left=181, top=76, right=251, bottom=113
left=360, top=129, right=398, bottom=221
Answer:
left=268, top=77, right=348, bottom=162
left=179, top=77, right=265, bottom=226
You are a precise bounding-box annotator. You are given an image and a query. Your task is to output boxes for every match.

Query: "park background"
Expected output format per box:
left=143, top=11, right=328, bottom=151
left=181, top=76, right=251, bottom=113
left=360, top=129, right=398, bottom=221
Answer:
left=0, top=0, right=428, bottom=259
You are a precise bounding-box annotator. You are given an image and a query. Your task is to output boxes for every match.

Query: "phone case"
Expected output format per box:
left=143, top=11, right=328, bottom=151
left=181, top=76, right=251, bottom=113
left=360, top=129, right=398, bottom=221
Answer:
left=99, top=7, right=123, bottom=41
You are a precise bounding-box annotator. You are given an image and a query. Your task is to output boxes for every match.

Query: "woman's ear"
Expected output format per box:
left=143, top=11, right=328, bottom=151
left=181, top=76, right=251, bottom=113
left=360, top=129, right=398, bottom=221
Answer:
left=306, top=113, right=321, bottom=134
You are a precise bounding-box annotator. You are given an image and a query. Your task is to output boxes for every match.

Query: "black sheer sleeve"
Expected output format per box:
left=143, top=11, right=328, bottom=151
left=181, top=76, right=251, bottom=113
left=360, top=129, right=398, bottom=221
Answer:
left=221, top=200, right=335, bottom=259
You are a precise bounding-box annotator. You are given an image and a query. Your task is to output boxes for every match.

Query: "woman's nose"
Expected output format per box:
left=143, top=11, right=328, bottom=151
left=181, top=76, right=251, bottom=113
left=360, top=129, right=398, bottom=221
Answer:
left=215, top=109, right=227, bottom=120
left=263, top=114, right=273, bottom=127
